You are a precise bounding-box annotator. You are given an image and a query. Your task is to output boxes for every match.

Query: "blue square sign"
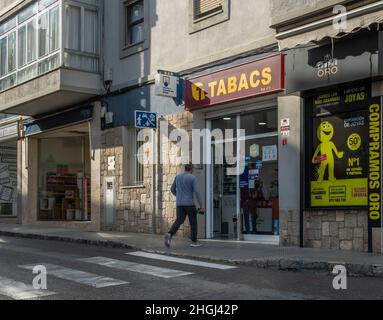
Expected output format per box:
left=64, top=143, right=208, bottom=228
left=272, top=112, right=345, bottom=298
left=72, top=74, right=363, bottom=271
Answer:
left=135, top=111, right=157, bottom=129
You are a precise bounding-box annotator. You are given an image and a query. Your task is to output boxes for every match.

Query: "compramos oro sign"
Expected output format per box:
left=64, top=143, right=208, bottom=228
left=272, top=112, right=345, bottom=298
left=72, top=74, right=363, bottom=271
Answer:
left=368, top=98, right=382, bottom=252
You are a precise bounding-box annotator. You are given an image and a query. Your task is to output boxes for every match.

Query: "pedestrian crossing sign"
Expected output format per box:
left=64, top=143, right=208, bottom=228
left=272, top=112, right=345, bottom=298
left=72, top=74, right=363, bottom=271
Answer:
left=135, top=111, right=157, bottom=129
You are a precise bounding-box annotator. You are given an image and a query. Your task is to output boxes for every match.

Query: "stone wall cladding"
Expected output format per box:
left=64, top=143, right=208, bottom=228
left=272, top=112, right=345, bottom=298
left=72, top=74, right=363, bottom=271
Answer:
left=158, top=112, right=194, bottom=238
left=280, top=209, right=300, bottom=247
left=100, top=112, right=194, bottom=239
left=304, top=210, right=368, bottom=252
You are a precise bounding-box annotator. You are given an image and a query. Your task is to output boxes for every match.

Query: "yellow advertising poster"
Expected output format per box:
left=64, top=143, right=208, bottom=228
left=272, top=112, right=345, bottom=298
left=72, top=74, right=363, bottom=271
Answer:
left=310, top=86, right=369, bottom=207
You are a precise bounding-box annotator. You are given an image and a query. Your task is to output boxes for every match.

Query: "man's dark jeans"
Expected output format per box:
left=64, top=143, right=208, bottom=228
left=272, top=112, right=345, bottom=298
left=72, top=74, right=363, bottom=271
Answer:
left=169, top=206, right=198, bottom=242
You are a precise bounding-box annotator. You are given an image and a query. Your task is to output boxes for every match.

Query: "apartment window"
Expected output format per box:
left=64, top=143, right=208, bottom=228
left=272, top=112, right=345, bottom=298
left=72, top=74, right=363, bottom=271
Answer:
left=125, top=0, right=144, bottom=46
left=18, top=25, right=27, bottom=67
left=18, top=20, right=37, bottom=68
left=49, top=6, right=59, bottom=52
left=64, top=2, right=99, bottom=72
left=27, top=20, right=37, bottom=63
left=8, top=32, right=16, bottom=72
left=0, top=17, right=16, bottom=36
left=0, top=0, right=99, bottom=92
left=84, top=9, right=98, bottom=54
left=0, top=0, right=60, bottom=92
left=65, top=6, right=81, bottom=51
left=125, top=127, right=144, bottom=186
left=0, top=38, right=6, bottom=76
left=194, top=0, right=223, bottom=19
left=38, top=12, right=48, bottom=57
left=120, top=0, right=149, bottom=58
left=189, top=0, right=229, bottom=34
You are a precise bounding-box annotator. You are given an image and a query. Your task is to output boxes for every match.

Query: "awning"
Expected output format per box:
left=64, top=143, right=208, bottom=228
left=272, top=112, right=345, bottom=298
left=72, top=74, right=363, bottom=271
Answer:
left=276, top=2, right=383, bottom=50
left=24, top=105, right=93, bottom=137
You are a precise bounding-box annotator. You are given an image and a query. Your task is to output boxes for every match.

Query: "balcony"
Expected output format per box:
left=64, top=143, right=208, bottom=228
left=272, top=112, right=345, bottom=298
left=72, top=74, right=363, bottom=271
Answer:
left=0, top=0, right=101, bottom=116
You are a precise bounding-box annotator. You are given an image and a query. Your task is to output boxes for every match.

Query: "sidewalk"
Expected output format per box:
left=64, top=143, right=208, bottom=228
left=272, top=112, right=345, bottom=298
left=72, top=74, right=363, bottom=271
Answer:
left=0, top=223, right=382, bottom=278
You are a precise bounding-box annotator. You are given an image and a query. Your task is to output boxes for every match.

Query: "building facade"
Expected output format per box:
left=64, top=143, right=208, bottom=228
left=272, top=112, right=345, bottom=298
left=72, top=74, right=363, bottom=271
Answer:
left=271, top=0, right=383, bottom=253
left=0, top=0, right=381, bottom=254
left=0, top=0, right=103, bottom=231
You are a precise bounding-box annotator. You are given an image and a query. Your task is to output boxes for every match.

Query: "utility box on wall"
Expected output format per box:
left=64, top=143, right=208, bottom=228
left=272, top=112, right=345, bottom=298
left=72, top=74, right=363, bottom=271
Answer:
left=105, top=177, right=116, bottom=226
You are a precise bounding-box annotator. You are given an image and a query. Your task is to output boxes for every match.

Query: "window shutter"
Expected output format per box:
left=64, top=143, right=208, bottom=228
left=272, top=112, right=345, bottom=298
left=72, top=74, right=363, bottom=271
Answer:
left=194, top=0, right=223, bottom=18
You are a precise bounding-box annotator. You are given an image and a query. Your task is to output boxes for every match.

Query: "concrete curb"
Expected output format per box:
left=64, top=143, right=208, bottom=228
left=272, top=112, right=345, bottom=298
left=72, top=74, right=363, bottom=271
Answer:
left=1, top=230, right=382, bottom=278
left=0, top=230, right=139, bottom=250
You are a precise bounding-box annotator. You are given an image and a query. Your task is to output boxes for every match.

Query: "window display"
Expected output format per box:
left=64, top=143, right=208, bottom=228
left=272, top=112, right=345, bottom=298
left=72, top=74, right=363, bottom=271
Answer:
left=38, top=136, right=91, bottom=221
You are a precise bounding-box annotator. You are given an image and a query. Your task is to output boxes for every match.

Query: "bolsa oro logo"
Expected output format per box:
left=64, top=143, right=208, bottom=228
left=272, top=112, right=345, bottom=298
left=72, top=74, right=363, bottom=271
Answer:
left=316, top=54, right=339, bottom=78
left=185, top=54, right=285, bottom=110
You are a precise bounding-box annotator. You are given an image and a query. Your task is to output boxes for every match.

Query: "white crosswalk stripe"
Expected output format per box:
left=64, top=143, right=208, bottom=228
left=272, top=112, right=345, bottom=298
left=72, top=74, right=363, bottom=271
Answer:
left=0, top=276, right=56, bottom=300
left=78, top=256, right=193, bottom=279
left=126, top=251, right=237, bottom=270
left=19, top=264, right=128, bottom=288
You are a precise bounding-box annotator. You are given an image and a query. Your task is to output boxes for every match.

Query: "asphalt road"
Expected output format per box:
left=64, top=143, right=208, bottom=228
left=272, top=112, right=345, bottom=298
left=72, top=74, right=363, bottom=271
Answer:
left=0, top=235, right=382, bottom=300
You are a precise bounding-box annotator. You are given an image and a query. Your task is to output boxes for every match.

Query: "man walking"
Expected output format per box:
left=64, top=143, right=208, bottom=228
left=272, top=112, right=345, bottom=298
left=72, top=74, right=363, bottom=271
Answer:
left=165, top=164, right=204, bottom=248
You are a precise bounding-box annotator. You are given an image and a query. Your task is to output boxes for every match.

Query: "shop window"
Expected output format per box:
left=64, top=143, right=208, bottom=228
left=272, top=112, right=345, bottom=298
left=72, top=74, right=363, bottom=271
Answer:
left=125, top=127, right=144, bottom=186
left=120, top=0, right=149, bottom=58
left=0, top=142, right=17, bottom=217
left=189, top=0, right=230, bottom=34
left=306, top=83, right=372, bottom=208
left=38, top=136, right=91, bottom=221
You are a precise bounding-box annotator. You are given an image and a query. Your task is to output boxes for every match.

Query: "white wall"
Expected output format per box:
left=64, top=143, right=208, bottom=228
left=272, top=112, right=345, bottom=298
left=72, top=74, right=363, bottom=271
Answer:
left=104, top=0, right=276, bottom=91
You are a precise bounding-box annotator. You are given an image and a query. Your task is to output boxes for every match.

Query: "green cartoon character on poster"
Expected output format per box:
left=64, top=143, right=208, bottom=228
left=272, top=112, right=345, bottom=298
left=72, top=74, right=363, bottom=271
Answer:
left=312, top=121, right=344, bottom=182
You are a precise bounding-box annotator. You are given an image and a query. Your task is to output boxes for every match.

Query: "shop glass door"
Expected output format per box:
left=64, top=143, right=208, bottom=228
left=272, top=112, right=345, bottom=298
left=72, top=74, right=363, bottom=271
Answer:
left=212, top=142, right=238, bottom=239
left=209, top=108, right=279, bottom=240
left=240, top=136, right=279, bottom=236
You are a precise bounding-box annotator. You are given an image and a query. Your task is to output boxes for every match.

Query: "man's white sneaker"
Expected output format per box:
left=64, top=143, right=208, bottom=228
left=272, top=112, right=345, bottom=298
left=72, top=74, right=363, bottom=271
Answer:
left=190, top=242, right=202, bottom=248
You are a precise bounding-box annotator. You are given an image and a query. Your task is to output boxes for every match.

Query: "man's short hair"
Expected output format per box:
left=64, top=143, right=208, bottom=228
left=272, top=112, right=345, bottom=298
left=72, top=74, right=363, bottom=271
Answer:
left=185, top=164, right=193, bottom=172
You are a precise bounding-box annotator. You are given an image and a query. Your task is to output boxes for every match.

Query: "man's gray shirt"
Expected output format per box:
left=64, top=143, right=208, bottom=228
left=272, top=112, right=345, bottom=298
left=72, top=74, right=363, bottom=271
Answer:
left=171, top=172, right=203, bottom=207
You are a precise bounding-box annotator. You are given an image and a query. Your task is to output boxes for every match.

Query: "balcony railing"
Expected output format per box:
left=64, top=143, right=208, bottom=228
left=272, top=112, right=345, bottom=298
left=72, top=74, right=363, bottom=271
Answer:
left=0, top=0, right=99, bottom=93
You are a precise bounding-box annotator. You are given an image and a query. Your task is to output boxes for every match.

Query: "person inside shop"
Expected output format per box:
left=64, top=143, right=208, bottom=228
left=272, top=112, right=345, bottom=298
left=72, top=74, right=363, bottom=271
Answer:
left=242, top=183, right=264, bottom=234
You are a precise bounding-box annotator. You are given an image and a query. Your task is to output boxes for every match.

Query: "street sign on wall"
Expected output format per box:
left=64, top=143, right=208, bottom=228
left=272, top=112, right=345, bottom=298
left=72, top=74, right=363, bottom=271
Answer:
left=135, top=111, right=157, bottom=129
left=155, top=70, right=179, bottom=98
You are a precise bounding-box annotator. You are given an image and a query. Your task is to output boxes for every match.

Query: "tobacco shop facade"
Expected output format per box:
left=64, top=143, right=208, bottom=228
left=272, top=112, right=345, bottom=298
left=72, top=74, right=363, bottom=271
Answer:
left=284, top=29, right=383, bottom=253
left=184, top=52, right=304, bottom=245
